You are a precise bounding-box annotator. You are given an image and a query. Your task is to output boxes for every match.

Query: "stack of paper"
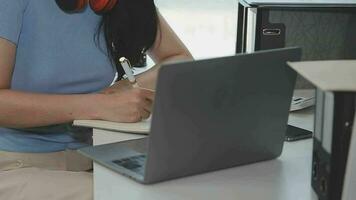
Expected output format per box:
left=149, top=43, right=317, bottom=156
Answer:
left=73, top=119, right=150, bottom=134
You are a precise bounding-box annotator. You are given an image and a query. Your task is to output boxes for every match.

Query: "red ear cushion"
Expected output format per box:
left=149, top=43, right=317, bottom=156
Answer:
left=104, top=0, right=118, bottom=12
left=89, top=0, right=117, bottom=13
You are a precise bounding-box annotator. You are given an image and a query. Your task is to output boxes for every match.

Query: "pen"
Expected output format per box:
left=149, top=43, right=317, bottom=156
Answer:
left=119, top=57, right=139, bottom=88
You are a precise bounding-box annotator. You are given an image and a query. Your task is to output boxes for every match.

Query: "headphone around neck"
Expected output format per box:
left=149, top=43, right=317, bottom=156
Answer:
left=55, top=0, right=118, bottom=14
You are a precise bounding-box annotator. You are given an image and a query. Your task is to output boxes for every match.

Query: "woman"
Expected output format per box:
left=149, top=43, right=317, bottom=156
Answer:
left=0, top=0, right=192, bottom=199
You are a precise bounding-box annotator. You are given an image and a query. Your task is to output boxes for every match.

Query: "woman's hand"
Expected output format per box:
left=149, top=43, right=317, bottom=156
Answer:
left=101, top=79, right=132, bottom=94
left=95, top=87, right=155, bottom=123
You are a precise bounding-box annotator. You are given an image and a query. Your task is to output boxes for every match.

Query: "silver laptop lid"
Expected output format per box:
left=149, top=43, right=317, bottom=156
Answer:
left=144, top=47, right=301, bottom=183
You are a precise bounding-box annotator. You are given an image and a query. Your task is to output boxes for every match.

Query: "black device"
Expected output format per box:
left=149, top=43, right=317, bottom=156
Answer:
left=236, top=0, right=356, bottom=144
left=237, top=0, right=356, bottom=89
left=236, top=0, right=356, bottom=60
left=288, top=60, right=356, bottom=200
left=312, top=90, right=355, bottom=200
left=285, top=125, right=313, bottom=142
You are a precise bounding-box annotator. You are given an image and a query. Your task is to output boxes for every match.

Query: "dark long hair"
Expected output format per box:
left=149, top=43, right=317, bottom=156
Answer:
left=96, top=0, right=159, bottom=78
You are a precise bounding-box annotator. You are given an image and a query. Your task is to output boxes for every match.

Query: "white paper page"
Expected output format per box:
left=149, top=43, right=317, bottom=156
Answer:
left=288, top=60, right=356, bottom=92
left=74, top=118, right=151, bottom=134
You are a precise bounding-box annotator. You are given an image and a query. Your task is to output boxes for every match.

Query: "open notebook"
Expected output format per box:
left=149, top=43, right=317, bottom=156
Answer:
left=73, top=118, right=151, bottom=134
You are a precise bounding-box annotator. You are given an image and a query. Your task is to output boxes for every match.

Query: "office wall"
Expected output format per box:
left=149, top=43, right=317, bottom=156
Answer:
left=155, top=0, right=238, bottom=59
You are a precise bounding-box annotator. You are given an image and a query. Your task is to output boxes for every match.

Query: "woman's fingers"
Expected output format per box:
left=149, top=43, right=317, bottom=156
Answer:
left=99, top=87, right=155, bottom=123
left=136, top=87, right=155, bottom=101
left=140, top=109, right=151, bottom=120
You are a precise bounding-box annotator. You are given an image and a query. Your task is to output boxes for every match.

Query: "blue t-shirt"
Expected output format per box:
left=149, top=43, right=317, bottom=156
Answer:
left=0, top=0, right=116, bottom=152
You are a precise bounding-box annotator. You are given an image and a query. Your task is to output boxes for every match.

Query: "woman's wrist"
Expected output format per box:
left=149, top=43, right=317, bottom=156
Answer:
left=76, top=93, right=107, bottom=121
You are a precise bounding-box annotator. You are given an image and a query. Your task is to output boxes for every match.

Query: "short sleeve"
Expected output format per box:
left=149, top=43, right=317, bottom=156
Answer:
left=0, top=0, right=28, bottom=45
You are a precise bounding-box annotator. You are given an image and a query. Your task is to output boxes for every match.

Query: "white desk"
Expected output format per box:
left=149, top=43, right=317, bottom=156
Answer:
left=93, top=139, right=317, bottom=200
left=74, top=105, right=317, bottom=200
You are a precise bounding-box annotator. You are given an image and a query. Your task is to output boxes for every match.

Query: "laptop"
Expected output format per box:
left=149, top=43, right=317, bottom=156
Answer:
left=78, top=47, right=301, bottom=184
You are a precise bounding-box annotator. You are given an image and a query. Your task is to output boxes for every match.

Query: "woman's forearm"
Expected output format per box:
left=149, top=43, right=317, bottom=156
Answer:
left=0, top=89, right=100, bottom=128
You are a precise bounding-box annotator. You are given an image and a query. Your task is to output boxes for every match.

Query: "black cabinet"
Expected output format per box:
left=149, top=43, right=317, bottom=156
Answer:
left=236, top=0, right=356, bottom=61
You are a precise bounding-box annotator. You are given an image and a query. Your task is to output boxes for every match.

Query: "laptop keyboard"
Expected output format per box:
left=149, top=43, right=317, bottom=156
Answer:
left=112, top=155, right=146, bottom=175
